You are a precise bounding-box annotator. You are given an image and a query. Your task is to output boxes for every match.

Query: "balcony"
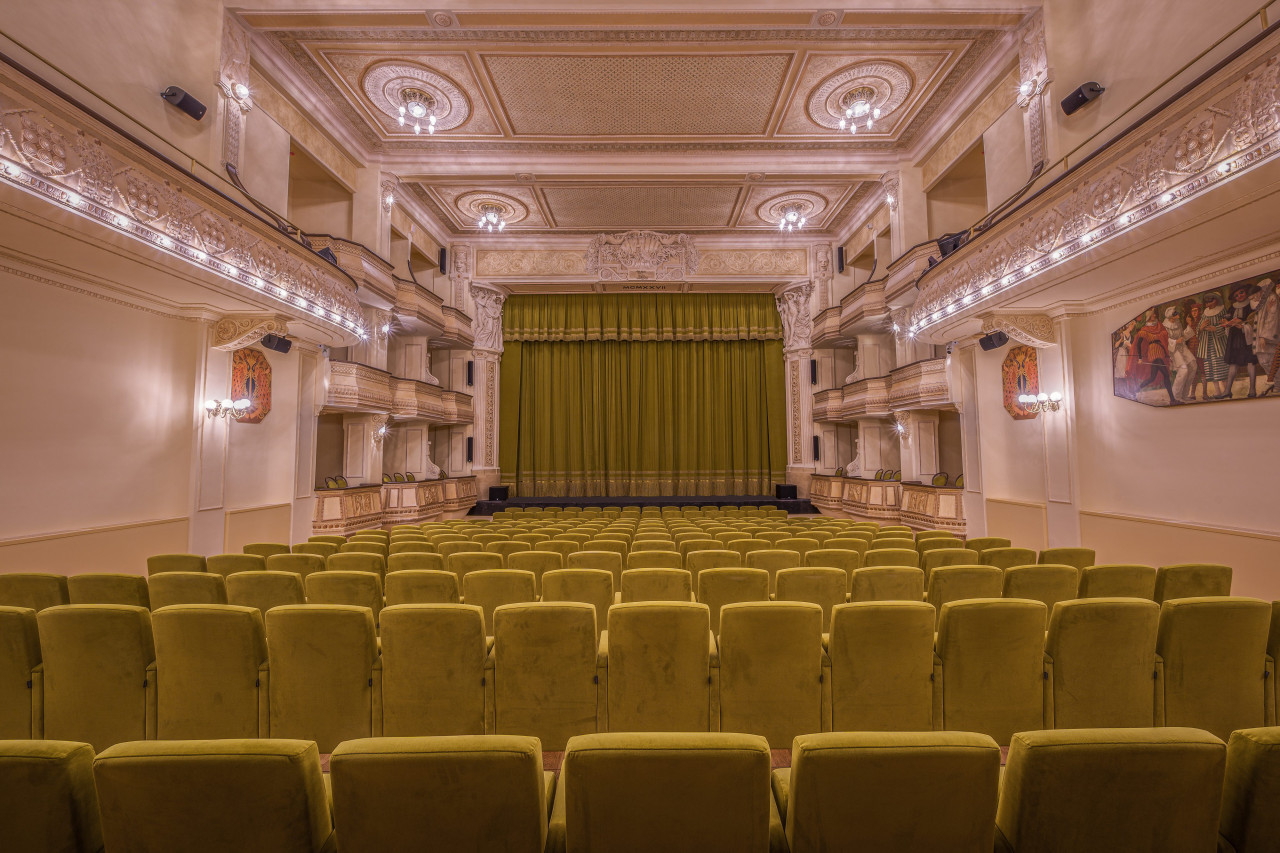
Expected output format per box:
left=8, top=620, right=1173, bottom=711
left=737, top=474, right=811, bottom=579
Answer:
left=887, top=358, right=952, bottom=410
left=899, top=482, right=966, bottom=533
left=392, top=276, right=475, bottom=348
left=308, top=235, right=398, bottom=306
left=313, top=477, right=479, bottom=533
left=325, top=360, right=473, bottom=424
left=811, top=376, right=891, bottom=423
left=837, top=277, right=890, bottom=336
left=809, top=475, right=967, bottom=534
left=391, top=379, right=473, bottom=424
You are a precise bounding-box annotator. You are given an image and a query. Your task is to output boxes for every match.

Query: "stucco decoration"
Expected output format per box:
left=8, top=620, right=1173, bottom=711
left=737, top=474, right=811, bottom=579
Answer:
left=981, top=313, right=1058, bottom=348
left=776, top=280, right=815, bottom=351
left=361, top=61, right=471, bottom=132
left=212, top=315, right=291, bottom=351
left=585, top=230, right=699, bottom=281
left=470, top=282, right=507, bottom=352
left=807, top=61, right=912, bottom=130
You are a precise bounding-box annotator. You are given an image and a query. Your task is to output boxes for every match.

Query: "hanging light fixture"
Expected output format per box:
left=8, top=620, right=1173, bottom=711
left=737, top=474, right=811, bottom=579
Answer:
left=397, top=88, right=437, bottom=135
left=777, top=202, right=807, bottom=233
left=837, top=86, right=881, bottom=135
left=476, top=203, right=507, bottom=232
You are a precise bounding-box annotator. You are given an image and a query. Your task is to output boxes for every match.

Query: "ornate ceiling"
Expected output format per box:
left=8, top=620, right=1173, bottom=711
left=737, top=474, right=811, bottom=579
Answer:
left=244, top=8, right=1025, bottom=236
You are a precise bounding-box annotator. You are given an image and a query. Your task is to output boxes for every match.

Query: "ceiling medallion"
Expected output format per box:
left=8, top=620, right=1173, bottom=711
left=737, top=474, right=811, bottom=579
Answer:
left=777, top=203, right=807, bottom=232
left=808, top=61, right=912, bottom=132
left=361, top=61, right=470, bottom=134
left=759, top=192, right=828, bottom=232
left=455, top=191, right=527, bottom=233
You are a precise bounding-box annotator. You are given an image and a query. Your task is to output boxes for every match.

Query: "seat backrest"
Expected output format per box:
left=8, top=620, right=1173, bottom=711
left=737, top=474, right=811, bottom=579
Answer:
left=996, top=728, right=1226, bottom=853
left=567, top=551, right=625, bottom=589
left=388, top=541, right=434, bottom=555
left=0, top=740, right=103, bottom=852
left=379, top=604, right=486, bottom=736
left=849, top=567, right=924, bottom=603
left=744, top=549, right=802, bottom=594
left=462, top=570, right=538, bottom=634
left=1044, top=598, right=1159, bottom=729
left=731, top=538, right=773, bottom=560
left=718, top=602, right=823, bottom=748
left=327, top=551, right=387, bottom=580
left=828, top=601, right=935, bottom=732
left=804, top=549, right=860, bottom=586
left=921, top=548, right=981, bottom=580
left=775, top=568, right=846, bottom=632
left=1039, top=547, right=1096, bottom=569
left=147, top=572, right=227, bottom=609
left=226, top=570, right=306, bottom=616
left=605, top=602, right=712, bottom=732
left=964, top=537, right=1012, bottom=553
left=785, top=731, right=999, bottom=853
left=493, top=602, right=599, bottom=750
left=508, top=550, right=563, bottom=592
left=697, top=568, right=770, bottom=634
left=305, top=571, right=383, bottom=625
left=37, top=604, right=155, bottom=750
left=243, top=543, right=291, bottom=559
left=916, top=537, right=964, bottom=554
left=206, top=554, right=267, bottom=578
left=384, top=570, right=460, bottom=605
left=1220, top=727, right=1280, bottom=852
left=309, top=535, right=347, bottom=546
left=331, top=735, right=546, bottom=853
left=0, top=573, right=69, bottom=612
left=386, top=552, right=445, bottom=575
left=265, top=553, right=325, bottom=580
left=826, top=537, right=872, bottom=557
left=558, top=732, right=772, bottom=852
left=935, top=599, right=1047, bottom=745
left=864, top=548, right=920, bottom=569
left=67, top=574, right=150, bottom=608
left=1156, top=596, right=1271, bottom=739
left=621, top=569, right=693, bottom=603
left=1002, top=565, right=1079, bottom=621
left=926, top=566, right=1003, bottom=628
left=265, top=605, right=378, bottom=753
left=542, top=570, right=613, bottom=641
left=0, top=606, right=41, bottom=738
left=979, top=547, right=1038, bottom=570
left=1079, top=564, right=1157, bottom=599
left=93, top=738, right=333, bottom=853
left=291, top=542, right=337, bottom=558
left=145, top=554, right=207, bottom=576
left=686, top=549, right=742, bottom=582
left=151, top=604, right=267, bottom=739
left=1155, top=564, right=1233, bottom=603
left=627, top=550, right=682, bottom=570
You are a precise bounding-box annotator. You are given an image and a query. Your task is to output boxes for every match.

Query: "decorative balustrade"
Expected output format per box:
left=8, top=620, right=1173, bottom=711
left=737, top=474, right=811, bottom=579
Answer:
left=325, top=361, right=472, bottom=424
left=899, top=482, right=966, bottom=533
left=312, top=484, right=384, bottom=535
left=811, top=377, right=892, bottom=423
left=887, top=358, right=951, bottom=409
left=809, top=474, right=966, bottom=534
left=312, top=476, right=478, bottom=533
left=390, top=379, right=473, bottom=424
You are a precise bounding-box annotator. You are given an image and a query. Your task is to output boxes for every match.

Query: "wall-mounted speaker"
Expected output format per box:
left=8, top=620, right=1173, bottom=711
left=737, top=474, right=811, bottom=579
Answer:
left=978, top=330, right=1010, bottom=352
left=810, top=359, right=818, bottom=385
left=466, top=360, right=474, bottom=386
left=937, top=231, right=970, bottom=258
left=160, top=86, right=206, bottom=120
left=1061, top=82, right=1105, bottom=116
left=466, top=436, right=473, bottom=463
left=259, top=333, right=292, bottom=354
left=812, top=435, right=821, bottom=462
left=836, top=246, right=845, bottom=273
left=438, top=247, right=447, bottom=271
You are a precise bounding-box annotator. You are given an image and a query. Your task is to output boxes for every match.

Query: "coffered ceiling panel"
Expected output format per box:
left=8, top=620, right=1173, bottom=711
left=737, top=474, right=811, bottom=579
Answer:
left=542, top=185, right=742, bottom=228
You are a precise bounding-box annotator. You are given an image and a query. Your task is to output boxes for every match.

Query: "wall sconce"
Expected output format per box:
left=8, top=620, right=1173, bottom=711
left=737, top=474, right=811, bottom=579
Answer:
left=1017, top=73, right=1049, bottom=109
left=885, top=192, right=896, bottom=210
left=219, top=80, right=253, bottom=113
left=372, top=422, right=390, bottom=447
left=205, top=398, right=250, bottom=418
left=1018, top=391, right=1063, bottom=413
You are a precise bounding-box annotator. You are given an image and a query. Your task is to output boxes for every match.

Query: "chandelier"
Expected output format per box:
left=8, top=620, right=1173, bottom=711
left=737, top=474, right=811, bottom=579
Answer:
left=398, top=88, right=437, bottom=135
left=476, top=203, right=507, bottom=232
left=777, top=203, right=807, bottom=233
left=837, top=86, right=881, bottom=135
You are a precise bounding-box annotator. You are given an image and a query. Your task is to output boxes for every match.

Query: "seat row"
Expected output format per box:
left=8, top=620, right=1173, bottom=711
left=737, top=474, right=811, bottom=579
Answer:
left=6, top=726, right=1279, bottom=853
left=4, top=596, right=1276, bottom=754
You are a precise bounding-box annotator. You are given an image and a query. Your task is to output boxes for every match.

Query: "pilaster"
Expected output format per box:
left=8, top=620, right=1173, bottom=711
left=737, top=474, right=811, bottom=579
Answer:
left=470, top=281, right=507, bottom=496
left=776, top=279, right=816, bottom=494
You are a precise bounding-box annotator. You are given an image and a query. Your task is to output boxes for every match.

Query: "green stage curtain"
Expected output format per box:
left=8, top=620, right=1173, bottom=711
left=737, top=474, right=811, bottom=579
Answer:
left=499, top=294, right=787, bottom=497
left=502, top=292, right=782, bottom=341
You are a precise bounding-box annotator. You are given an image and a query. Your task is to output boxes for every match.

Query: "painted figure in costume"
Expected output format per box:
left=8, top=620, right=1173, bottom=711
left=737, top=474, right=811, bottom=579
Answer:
left=1224, top=284, right=1260, bottom=398
left=1125, top=310, right=1176, bottom=403
left=1182, top=298, right=1208, bottom=400
left=1249, top=278, right=1279, bottom=395
left=1162, top=305, right=1197, bottom=403
left=1113, top=322, right=1134, bottom=387
left=1195, top=292, right=1230, bottom=399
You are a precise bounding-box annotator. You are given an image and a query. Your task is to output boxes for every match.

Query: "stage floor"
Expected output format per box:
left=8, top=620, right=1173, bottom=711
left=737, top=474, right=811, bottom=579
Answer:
left=472, top=495, right=816, bottom=515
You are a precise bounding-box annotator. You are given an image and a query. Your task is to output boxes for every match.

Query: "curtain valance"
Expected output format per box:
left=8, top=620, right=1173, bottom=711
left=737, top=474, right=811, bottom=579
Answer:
left=502, top=293, right=782, bottom=342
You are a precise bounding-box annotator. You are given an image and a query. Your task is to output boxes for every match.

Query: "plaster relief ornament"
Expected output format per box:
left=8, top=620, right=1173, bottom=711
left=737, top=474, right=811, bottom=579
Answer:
left=585, top=230, right=699, bottom=281
left=471, top=284, right=506, bottom=352
left=421, top=439, right=442, bottom=478
left=776, top=282, right=815, bottom=350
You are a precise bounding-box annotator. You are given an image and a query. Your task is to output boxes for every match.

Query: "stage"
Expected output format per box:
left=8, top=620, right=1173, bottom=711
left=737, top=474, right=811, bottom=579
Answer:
left=471, top=495, right=817, bottom=516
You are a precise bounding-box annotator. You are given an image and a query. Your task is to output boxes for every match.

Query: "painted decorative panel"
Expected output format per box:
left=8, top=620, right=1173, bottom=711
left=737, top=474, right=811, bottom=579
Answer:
left=1112, top=273, right=1279, bottom=406
left=231, top=347, right=272, bottom=424
left=1002, top=345, right=1040, bottom=420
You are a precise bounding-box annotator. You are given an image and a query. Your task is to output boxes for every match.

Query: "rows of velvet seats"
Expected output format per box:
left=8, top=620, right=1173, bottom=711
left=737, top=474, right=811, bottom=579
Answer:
left=3, top=592, right=1276, bottom=760
left=6, top=726, right=1280, bottom=852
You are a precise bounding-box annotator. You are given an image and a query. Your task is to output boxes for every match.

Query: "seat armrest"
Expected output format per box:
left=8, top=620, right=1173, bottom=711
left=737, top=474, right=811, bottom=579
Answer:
left=546, top=765, right=568, bottom=853
left=932, top=650, right=944, bottom=731
left=145, top=660, right=157, bottom=740
left=596, top=630, right=609, bottom=731
left=371, top=656, right=383, bottom=737
left=29, top=662, right=43, bottom=739
left=1153, top=653, right=1165, bottom=726
left=485, top=644, right=496, bottom=733
left=1042, top=653, right=1055, bottom=729
left=821, top=645, right=832, bottom=732
left=257, top=660, right=270, bottom=737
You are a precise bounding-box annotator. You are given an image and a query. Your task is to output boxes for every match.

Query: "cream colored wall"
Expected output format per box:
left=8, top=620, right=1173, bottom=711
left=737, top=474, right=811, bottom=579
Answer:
left=973, top=340, right=1047, bottom=508
left=288, top=147, right=354, bottom=239
left=242, top=107, right=292, bottom=215
left=315, top=413, right=345, bottom=486
left=926, top=143, right=988, bottom=239
left=983, top=104, right=1028, bottom=208
left=224, top=503, right=292, bottom=552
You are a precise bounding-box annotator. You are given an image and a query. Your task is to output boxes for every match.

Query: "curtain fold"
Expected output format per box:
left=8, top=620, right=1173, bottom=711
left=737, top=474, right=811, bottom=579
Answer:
left=498, top=294, right=787, bottom=498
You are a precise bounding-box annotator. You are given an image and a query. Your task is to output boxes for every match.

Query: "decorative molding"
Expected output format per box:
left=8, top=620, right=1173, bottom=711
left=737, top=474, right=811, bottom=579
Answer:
left=811, top=242, right=834, bottom=310
left=211, top=314, right=291, bottom=351
left=217, top=14, right=253, bottom=169
left=370, top=413, right=391, bottom=446
left=1016, top=9, right=1048, bottom=166
left=470, top=281, right=507, bottom=352
left=450, top=242, right=472, bottom=307
left=585, top=230, right=699, bottom=281
left=370, top=308, right=393, bottom=344
left=360, top=60, right=471, bottom=132
left=789, top=359, right=803, bottom=463
left=421, top=438, right=442, bottom=478
left=807, top=60, right=913, bottom=131
left=698, top=248, right=807, bottom=277
left=776, top=280, right=815, bottom=351
left=890, top=306, right=913, bottom=342
left=454, top=190, right=528, bottom=226
left=476, top=250, right=587, bottom=277
left=892, top=410, right=913, bottom=442
left=757, top=191, right=829, bottom=225
left=981, top=312, right=1058, bottom=347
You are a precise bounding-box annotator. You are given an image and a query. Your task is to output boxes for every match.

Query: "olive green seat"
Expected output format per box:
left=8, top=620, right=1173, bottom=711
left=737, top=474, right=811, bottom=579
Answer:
left=917, top=537, right=964, bottom=554
left=686, top=549, right=742, bottom=582
left=1038, top=547, right=1095, bottom=570
left=604, top=602, right=714, bottom=733
left=731, top=538, right=774, bottom=561
left=509, top=550, right=564, bottom=593
left=828, top=601, right=935, bottom=732
left=203, top=554, right=264, bottom=578
left=263, top=552, right=325, bottom=580
left=309, top=535, right=347, bottom=546
left=305, top=572, right=383, bottom=627
left=745, top=549, right=802, bottom=595
left=627, top=550, right=683, bottom=570
left=1079, top=564, right=1158, bottom=599
left=327, top=551, right=387, bottom=580
left=388, top=541, right=434, bottom=555
left=292, top=541, right=338, bottom=558
left=864, top=548, right=920, bottom=569
left=462, top=570, right=537, bottom=634
left=567, top=551, right=625, bottom=590
left=243, top=543, right=291, bottom=559
left=379, top=604, right=486, bottom=736
left=1043, top=598, right=1160, bottom=729
left=446, top=551, right=503, bottom=586
left=776, top=731, right=1000, bottom=853
left=850, top=567, right=924, bottom=602
left=537, top=540, right=580, bottom=560
left=67, top=574, right=150, bottom=608
left=697, top=569, right=771, bottom=635
left=331, top=735, right=549, bottom=853
left=964, top=537, right=1012, bottom=554
left=980, top=547, right=1038, bottom=570
left=718, top=602, right=824, bottom=748
left=151, top=604, right=268, bottom=739
left=921, top=548, right=982, bottom=583
left=775, top=568, right=846, bottom=632
left=37, top=604, right=155, bottom=750
left=226, top=571, right=306, bottom=616
left=995, top=728, right=1226, bottom=853
left=492, top=602, right=600, bottom=750
left=0, top=606, right=42, bottom=738
left=542, top=570, right=613, bottom=642
left=0, top=573, right=69, bottom=612
left=384, top=570, right=460, bottom=605
left=387, top=552, right=445, bottom=575
left=1002, top=564, right=1080, bottom=622
left=265, top=605, right=378, bottom=753
left=147, top=572, right=227, bottom=609
left=146, top=554, right=207, bottom=576
left=0, top=740, right=103, bottom=853
left=825, top=537, right=871, bottom=559
left=926, top=566, right=1003, bottom=628
left=620, top=568, right=693, bottom=603
left=1155, top=563, right=1233, bottom=603
left=1219, top=727, right=1280, bottom=853
left=93, top=738, right=335, bottom=853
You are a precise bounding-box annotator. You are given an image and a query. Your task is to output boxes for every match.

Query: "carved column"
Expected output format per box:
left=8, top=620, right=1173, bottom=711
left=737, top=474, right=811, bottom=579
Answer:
left=451, top=244, right=473, bottom=312
left=811, top=243, right=834, bottom=312
left=776, top=280, right=816, bottom=495
left=470, top=281, right=507, bottom=496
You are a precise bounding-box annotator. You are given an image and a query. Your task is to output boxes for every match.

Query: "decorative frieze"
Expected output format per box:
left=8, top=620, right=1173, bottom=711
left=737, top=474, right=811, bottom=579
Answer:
left=585, top=230, right=699, bottom=282
left=211, top=314, right=291, bottom=351
left=981, top=313, right=1058, bottom=347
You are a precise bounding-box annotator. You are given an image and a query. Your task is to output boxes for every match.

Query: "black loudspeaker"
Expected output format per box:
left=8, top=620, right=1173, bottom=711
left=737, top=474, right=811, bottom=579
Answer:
left=1061, top=82, right=1105, bottom=116
left=937, top=231, right=970, bottom=258
left=810, top=359, right=818, bottom=385
left=775, top=484, right=798, bottom=500
left=438, top=247, right=447, bottom=270
left=978, top=330, right=1010, bottom=351
left=488, top=486, right=510, bottom=501
left=259, top=333, right=292, bottom=354
left=160, top=86, right=207, bottom=121
left=836, top=246, right=845, bottom=273
left=812, top=435, right=821, bottom=461
left=466, top=436, right=473, bottom=463
left=466, top=360, right=474, bottom=386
